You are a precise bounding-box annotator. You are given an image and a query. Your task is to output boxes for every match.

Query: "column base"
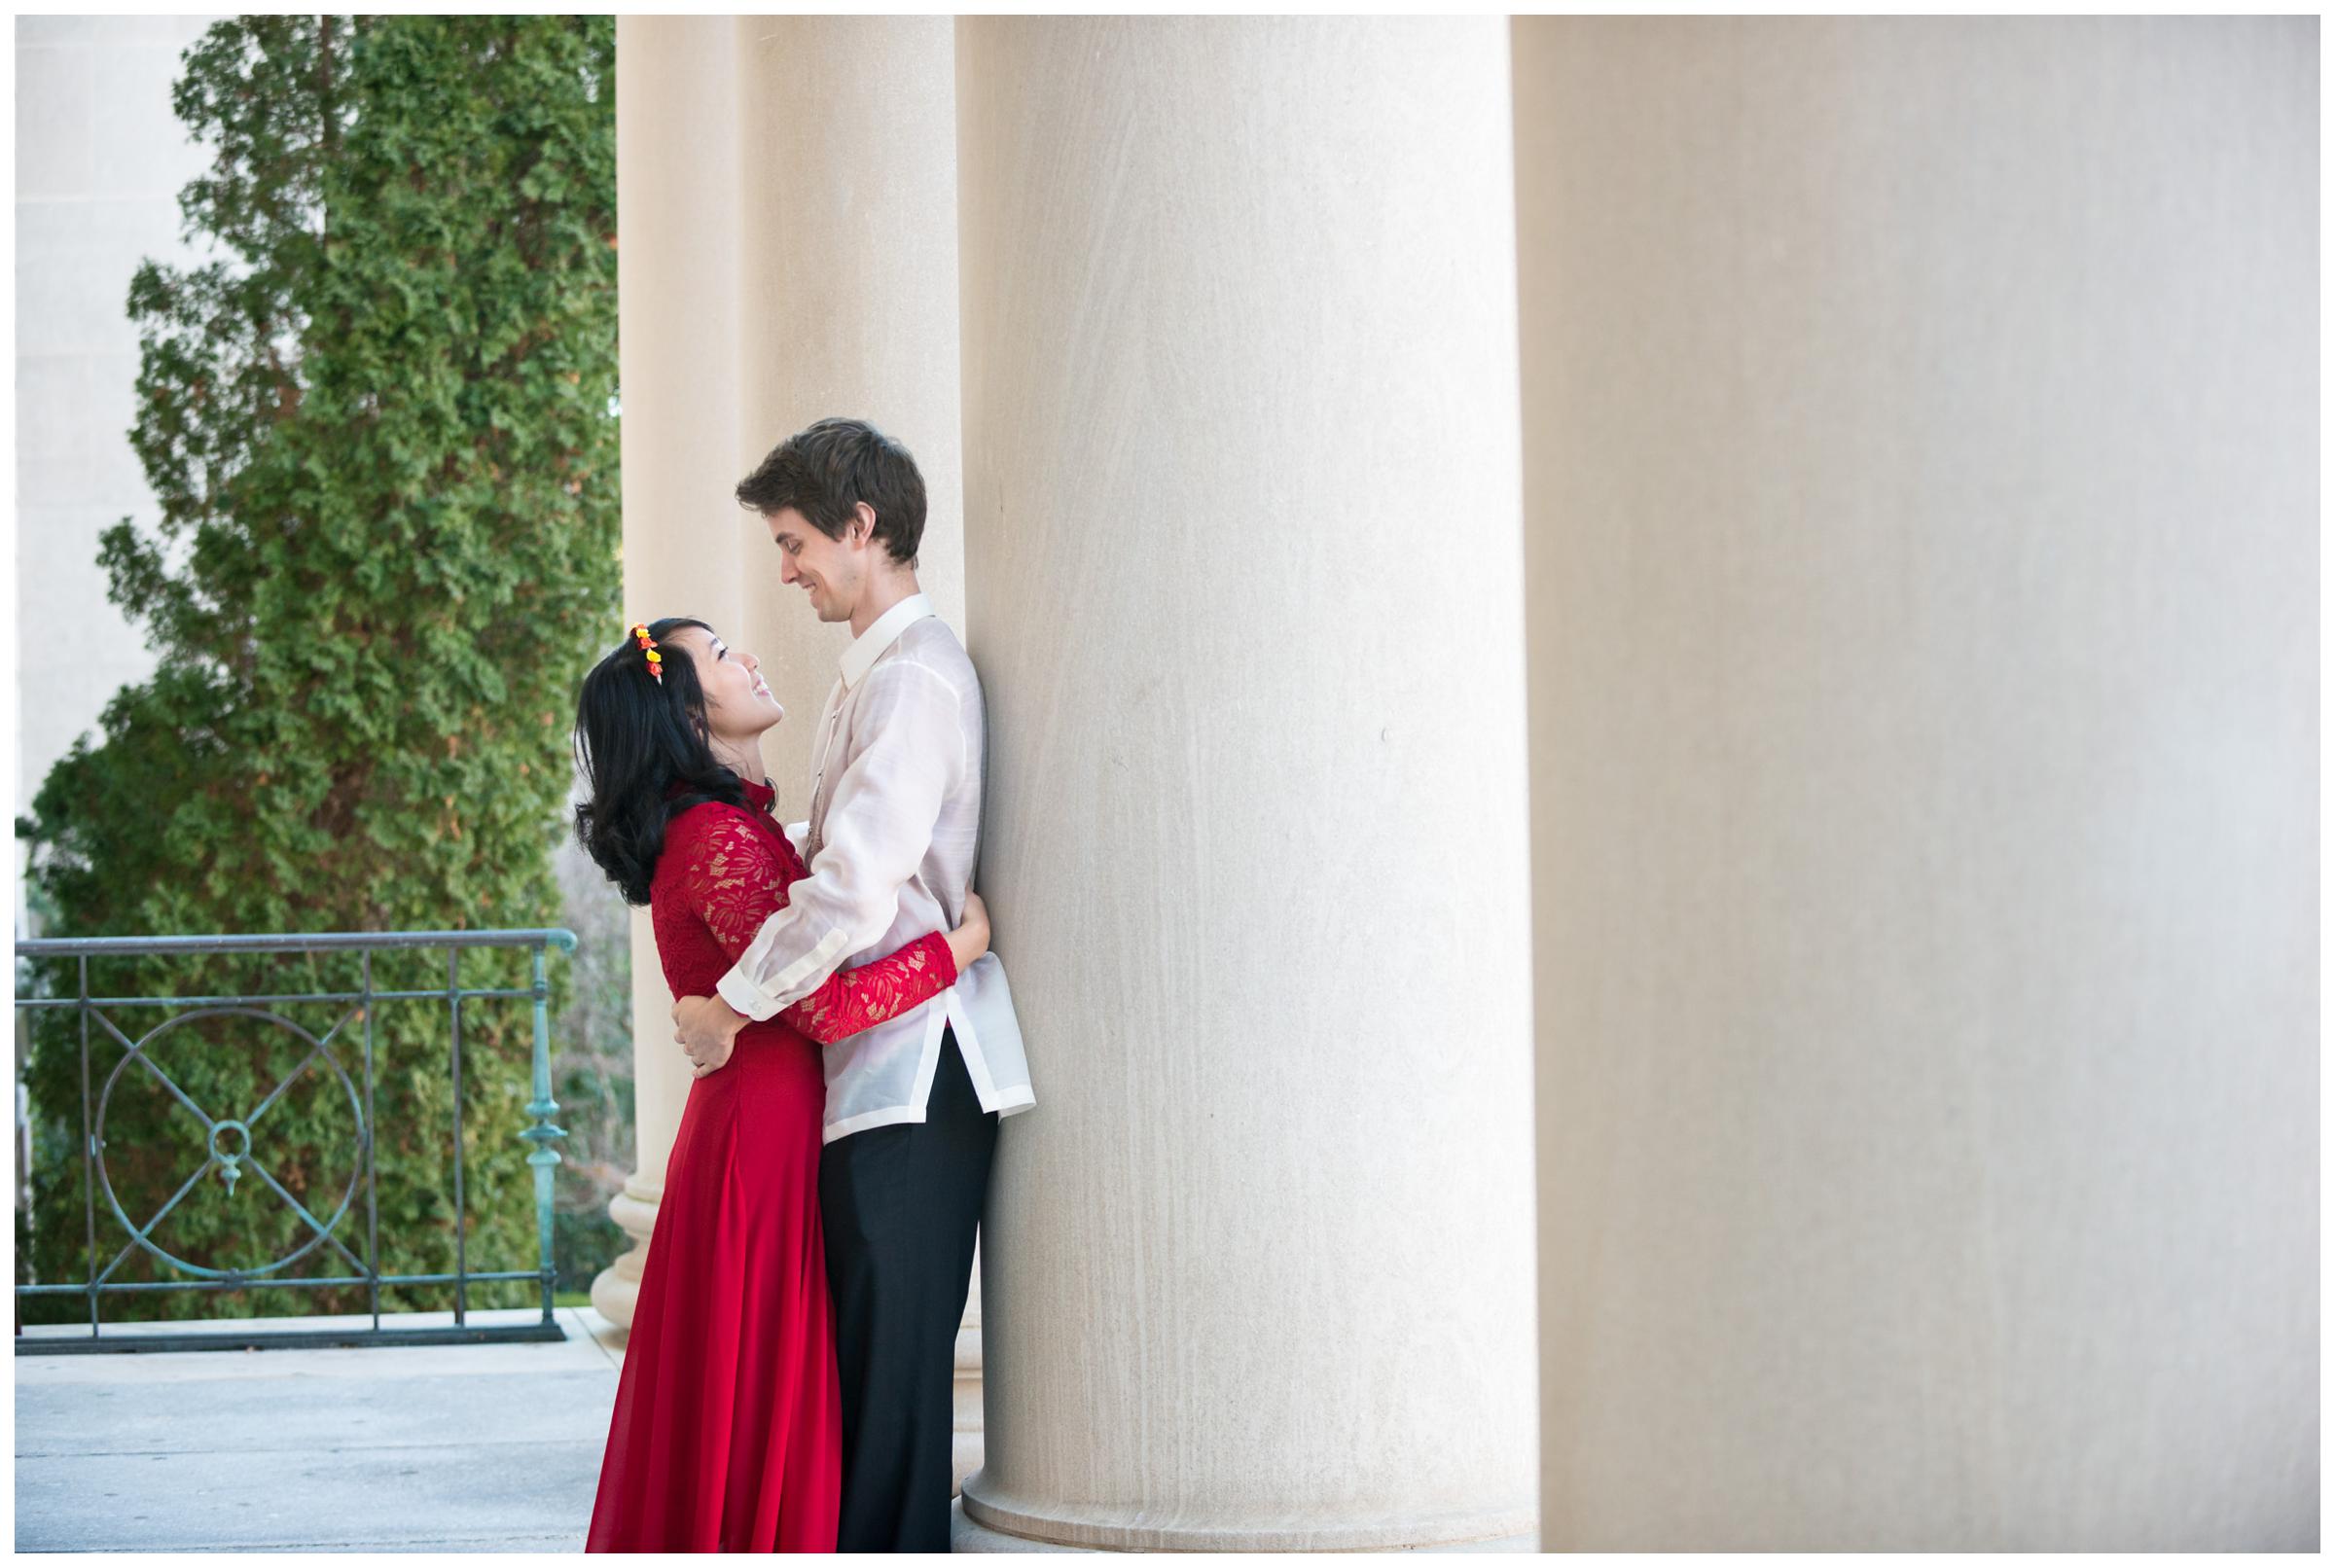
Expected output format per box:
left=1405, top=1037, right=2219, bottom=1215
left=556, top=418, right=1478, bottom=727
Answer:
left=586, top=1170, right=663, bottom=1331
left=952, top=1497, right=1081, bottom=1552
left=955, top=1480, right=1537, bottom=1552
left=951, top=1497, right=1537, bottom=1553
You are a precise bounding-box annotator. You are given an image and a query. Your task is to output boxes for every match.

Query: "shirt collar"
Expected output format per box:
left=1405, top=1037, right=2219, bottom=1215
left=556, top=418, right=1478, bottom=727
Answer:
left=840, top=591, right=935, bottom=690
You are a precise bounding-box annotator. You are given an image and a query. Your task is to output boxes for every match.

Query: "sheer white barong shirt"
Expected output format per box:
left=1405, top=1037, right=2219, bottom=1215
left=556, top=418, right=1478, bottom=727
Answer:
left=714, top=593, right=1036, bottom=1142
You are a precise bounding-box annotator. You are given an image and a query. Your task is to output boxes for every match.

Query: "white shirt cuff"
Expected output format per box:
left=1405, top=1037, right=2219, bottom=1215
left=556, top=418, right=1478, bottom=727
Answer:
left=716, top=968, right=778, bottom=1023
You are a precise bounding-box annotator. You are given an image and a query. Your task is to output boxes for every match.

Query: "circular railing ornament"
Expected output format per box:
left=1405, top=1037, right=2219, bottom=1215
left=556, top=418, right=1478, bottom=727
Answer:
left=93, top=1006, right=367, bottom=1281
left=205, top=1119, right=254, bottom=1196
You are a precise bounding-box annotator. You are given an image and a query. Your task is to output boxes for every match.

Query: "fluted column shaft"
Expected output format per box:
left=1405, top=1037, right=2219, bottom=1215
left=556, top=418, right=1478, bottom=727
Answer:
left=730, top=12, right=979, bottom=1471
left=1515, top=18, right=2317, bottom=1550
left=955, top=18, right=1537, bottom=1551
left=735, top=14, right=965, bottom=737
left=593, top=15, right=747, bottom=1329
left=595, top=18, right=973, bottom=1383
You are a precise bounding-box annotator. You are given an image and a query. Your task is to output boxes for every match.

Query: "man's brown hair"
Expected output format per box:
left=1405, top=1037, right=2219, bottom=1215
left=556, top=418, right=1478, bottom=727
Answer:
left=735, top=417, right=927, bottom=567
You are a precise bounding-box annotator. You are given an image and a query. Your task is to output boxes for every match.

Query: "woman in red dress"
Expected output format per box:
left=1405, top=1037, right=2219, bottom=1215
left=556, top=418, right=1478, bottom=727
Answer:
left=571, top=617, right=989, bottom=1552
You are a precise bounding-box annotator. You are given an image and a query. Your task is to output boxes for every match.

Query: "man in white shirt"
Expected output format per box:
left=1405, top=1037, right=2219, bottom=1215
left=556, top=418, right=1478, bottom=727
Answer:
left=671, top=418, right=1028, bottom=1551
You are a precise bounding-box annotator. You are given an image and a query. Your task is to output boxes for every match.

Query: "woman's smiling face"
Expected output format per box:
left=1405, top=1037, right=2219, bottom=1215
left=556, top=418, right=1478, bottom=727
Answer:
left=666, top=624, right=783, bottom=743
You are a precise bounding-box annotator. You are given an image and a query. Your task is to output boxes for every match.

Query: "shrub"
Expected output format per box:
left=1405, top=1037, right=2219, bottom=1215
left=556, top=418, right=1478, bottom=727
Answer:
left=16, top=15, right=619, bottom=1322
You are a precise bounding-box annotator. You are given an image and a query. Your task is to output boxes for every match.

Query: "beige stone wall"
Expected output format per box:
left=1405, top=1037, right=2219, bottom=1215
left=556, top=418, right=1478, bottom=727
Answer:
left=1515, top=17, right=2317, bottom=1550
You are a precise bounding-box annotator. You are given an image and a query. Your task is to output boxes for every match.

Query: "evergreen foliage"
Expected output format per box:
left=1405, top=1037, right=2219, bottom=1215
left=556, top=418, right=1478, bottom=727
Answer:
left=16, top=16, right=619, bottom=1321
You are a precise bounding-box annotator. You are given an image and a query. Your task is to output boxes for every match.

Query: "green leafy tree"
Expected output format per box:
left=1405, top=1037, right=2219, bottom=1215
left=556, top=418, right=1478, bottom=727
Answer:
left=17, top=15, right=619, bottom=1322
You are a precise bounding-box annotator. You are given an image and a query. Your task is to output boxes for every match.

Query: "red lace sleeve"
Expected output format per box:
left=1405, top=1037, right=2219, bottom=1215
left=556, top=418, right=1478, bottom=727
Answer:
left=672, top=807, right=957, bottom=1045
left=780, top=930, right=956, bottom=1045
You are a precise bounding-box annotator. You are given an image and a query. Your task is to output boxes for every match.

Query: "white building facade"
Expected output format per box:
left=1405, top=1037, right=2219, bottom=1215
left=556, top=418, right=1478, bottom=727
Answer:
left=14, top=16, right=224, bottom=924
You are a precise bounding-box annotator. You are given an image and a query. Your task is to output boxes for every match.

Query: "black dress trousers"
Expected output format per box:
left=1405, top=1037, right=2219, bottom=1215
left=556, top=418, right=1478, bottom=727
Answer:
left=819, top=1025, right=999, bottom=1553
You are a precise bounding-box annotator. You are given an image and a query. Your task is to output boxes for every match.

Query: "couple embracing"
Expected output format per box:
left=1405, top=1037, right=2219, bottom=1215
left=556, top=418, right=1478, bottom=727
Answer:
left=573, top=418, right=1034, bottom=1552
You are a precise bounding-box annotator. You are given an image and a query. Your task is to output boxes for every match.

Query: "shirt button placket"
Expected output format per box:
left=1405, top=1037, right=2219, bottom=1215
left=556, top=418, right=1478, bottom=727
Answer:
left=810, top=702, right=844, bottom=829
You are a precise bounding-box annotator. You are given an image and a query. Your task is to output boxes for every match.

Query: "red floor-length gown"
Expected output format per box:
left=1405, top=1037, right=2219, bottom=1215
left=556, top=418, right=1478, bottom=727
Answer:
left=587, top=777, right=957, bottom=1552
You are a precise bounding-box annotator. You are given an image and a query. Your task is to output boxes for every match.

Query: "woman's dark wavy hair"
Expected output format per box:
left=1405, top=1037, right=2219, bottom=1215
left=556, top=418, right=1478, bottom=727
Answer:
left=572, top=617, right=748, bottom=905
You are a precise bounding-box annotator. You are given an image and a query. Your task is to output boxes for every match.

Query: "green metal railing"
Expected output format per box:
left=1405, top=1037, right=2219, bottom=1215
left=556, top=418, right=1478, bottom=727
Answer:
left=13, top=929, right=573, bottom=1354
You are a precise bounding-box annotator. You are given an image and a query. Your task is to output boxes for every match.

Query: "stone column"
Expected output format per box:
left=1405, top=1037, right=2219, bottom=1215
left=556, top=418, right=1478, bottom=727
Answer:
left=1514, top=18, right=2316, bottom=1550
left=954, top=18, right=1538, bottom=1550
left=734, top=15, right=965, bottom=767
left=730, top=15, right=982, bottom=1478
left=595, top=17, right=979, bottom=1413
left=591, top=15, right=747, bottom=1330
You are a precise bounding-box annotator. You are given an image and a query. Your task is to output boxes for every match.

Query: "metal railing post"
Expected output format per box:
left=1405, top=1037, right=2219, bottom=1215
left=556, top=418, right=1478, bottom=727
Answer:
left=448, top=946, right=466, bottom=1327
left=77, top=955, right=96, bottom=1337
left=522, top=938, right=571, bottom=1328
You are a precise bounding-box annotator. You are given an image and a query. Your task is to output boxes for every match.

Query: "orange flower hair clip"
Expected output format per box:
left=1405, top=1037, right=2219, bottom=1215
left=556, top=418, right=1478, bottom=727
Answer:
left=630, top=622, right=664, bottom=683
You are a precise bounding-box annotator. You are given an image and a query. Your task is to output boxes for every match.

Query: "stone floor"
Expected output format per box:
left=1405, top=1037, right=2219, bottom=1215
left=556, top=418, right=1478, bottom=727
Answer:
left=15, top=1307, right=627, bottom=1552
left=17, top=1310, right=1529, bottom=1554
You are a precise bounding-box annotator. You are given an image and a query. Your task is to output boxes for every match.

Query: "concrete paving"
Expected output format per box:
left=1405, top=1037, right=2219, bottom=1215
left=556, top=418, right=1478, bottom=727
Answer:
left=15, top=1307, right=626, bottom=1553
left=18, top=1309, right=1534, bottom=1553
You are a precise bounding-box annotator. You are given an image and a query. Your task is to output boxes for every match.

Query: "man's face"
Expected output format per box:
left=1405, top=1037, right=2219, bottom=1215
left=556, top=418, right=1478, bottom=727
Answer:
left=766, top=505, right=863, bottom=624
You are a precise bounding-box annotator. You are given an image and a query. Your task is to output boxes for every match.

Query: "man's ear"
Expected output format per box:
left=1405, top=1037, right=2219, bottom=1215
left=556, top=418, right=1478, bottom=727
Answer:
left=851, top=500, right=879, bottom=549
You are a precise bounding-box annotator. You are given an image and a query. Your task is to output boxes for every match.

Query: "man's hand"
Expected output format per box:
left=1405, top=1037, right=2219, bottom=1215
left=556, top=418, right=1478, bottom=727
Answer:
left=672, top=994, right=749, bottom=1077
left=946, top=890, right=991, bottom=976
